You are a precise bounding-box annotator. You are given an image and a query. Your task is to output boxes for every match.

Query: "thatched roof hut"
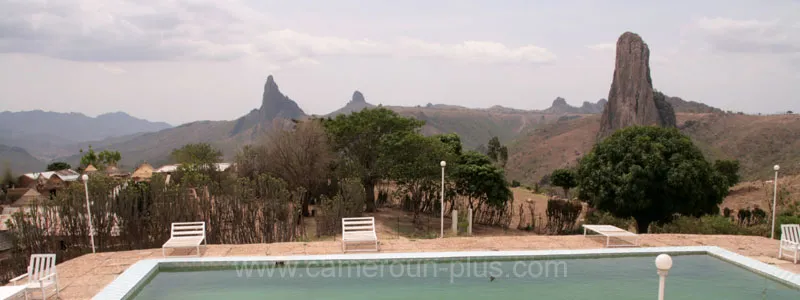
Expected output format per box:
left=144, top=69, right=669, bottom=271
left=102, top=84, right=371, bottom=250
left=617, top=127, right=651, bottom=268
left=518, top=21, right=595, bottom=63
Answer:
left=132, top=163, right=154, bottom=182
left=3, top=188, right=46, bottom=207
left=105, top=165, right=130, bottom=178
left=84, top=164, right=98, bottom=173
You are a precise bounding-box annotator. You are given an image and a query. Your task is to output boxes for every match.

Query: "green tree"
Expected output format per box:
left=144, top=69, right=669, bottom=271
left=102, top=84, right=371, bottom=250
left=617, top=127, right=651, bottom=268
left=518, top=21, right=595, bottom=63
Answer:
left=322, top=108, right=424, bottom=212
left=171, top=143, right=223, bottom=166
left=713, top=159, right=740, bottom=188
left=80, top=145, right=99, bottom=167
left=98, top=150, right=121, bottom=167
left=46, top=162, right=72, bottom=171
left=452, top=151, right=512, bottom=209
left=550, top=169, right=577, bottom=198
left=577, top=126, right=729, bottom=233
left=486, top=136, right=508, bottom=168
left=79, top=146, right=121, bottom=168
left=385, top=133, right=458, bottom=218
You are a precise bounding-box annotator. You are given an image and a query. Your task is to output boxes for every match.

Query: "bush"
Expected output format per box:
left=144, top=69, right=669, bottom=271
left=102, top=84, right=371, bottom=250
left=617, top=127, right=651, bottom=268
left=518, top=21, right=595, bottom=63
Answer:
left=650, top=215, right=763, bottom=235
left=511, top=180, right=521, bottom=188
left=545, top=199, right=582, bottom=235
left=774, top=215, right=800, bottom=238
left=585, top=209, right=636, bottom=232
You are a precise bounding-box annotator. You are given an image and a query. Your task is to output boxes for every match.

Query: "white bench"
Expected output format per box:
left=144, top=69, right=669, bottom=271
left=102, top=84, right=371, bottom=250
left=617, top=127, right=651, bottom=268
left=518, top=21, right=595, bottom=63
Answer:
left=779, top=224, right=799, bottom=264
left=583, top=224, right=640, bottom=247
left=342, top=217, right=378, bottom=252
left=162, top=222, right=206, bottom=257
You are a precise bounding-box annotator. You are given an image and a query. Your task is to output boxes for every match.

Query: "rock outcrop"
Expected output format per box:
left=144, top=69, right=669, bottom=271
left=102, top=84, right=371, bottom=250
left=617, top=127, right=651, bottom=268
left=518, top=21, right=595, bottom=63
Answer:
left=328, top=90, right=376, bottom=117
left=260, top=75, right=306, bottom=121
left=230, top=75, right=306, bottom=135
left=543, top=97, right=606, bottom=114
left=598, top=32, right=676, bottom=139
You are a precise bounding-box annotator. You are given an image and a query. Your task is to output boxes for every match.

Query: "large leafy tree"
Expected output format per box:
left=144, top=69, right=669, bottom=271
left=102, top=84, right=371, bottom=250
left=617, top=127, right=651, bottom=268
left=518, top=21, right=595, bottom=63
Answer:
left=46, top=162, right=72, bottom=171
left=171, top=143, right=222, bottom=166
left=713, top=159, right=740, bottom=188
left=452, top=151, right=512, bottom=209
left=323, top=108, right=424, bottom=212
left=550, top=168, right=577, bottom=198
left=577, top=126, right=730, bottom=233
left=385, top=133, right=458, bottom=218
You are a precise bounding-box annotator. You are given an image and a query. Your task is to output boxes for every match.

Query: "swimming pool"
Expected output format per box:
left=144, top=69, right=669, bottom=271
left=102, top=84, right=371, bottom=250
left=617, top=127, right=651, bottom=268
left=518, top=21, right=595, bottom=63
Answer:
left=95, top=247, right=800, bottom=300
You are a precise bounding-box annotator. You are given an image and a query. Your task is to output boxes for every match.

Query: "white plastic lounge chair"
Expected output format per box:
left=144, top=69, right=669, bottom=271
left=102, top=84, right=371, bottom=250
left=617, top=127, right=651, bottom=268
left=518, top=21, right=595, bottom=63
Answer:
left=0, top=286, right=26, bottom=300
left=342, top=217, right=378, bottom=252
left=582, top=224, right=640, bottom=247
left=162, top=221, right=206, bottom=257
left=9, top=254, right=59, bottom=300
left=779, top=224, right=800, bottom=264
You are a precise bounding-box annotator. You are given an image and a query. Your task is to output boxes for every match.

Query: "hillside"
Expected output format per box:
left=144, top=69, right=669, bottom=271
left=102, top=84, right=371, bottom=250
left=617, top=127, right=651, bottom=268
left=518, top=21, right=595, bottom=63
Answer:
left=0, top=110, right=171, bottom=160
left=55, top=76, right=305, bottom=168
left=506, top=113, right=800, bottom=184
left=387, top=106, right=559, bottom=149
left=0, top=144, right=45, bottom=174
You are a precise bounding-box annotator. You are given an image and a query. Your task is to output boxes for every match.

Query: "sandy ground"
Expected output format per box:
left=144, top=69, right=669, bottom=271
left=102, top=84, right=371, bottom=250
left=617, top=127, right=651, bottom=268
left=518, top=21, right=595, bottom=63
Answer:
left=7, top=234, right=797, bottom=300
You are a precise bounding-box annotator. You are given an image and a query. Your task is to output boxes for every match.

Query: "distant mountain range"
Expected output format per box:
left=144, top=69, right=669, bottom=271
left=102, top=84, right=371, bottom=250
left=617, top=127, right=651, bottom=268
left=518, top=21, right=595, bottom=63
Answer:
left=0, top=74, right=743, bottom=177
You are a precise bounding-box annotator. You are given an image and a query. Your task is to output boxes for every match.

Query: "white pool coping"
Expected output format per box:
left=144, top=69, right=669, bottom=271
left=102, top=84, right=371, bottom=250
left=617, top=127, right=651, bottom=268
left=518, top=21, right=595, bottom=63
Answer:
left=92, top=246, right=800, bottom=299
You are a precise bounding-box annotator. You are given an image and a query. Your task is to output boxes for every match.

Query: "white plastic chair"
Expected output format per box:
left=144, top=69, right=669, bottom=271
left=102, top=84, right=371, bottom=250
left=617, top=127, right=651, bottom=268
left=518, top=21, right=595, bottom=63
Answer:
left=162, top=221, right=207, bottom=257
left=9, top=254, right=60, bottom=299
left=779, top=224, right=800, bottom=264
left=342, top=217, right=378, bottom=252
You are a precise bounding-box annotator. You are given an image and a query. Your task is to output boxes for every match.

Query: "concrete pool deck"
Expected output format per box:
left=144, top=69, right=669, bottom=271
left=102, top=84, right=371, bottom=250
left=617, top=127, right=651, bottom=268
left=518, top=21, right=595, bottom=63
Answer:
left=7, top=234, right=800, bottom=299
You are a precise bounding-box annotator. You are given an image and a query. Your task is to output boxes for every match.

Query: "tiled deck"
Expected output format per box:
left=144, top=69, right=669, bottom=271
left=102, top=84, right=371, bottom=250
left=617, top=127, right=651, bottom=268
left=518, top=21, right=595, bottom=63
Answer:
left=8, top=234, right=800, bottom=299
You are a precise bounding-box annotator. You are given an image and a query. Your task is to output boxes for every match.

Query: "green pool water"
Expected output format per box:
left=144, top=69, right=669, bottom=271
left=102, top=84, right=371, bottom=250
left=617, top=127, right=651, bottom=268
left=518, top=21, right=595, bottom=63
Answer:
left=130, top=255, right=799, bottom=299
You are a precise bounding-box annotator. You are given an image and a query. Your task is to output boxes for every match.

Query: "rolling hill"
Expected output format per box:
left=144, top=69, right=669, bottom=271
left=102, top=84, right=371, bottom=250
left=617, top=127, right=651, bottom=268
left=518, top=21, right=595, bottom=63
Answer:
left=0, top=144, right=45, bottom=175
left=0, top=110, right=171, bottom=161
left=506, top=112, right=800, bottom=185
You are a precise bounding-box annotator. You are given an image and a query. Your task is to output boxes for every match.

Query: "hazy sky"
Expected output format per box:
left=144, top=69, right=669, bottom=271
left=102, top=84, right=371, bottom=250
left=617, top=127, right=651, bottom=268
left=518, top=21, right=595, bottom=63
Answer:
left=1, top=0, right=799, bottom=125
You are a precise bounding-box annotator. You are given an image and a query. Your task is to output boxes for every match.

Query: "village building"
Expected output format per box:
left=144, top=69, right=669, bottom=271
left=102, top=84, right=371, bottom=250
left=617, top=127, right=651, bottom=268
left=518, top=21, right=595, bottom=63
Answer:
left=131, top=163, right=154, bottom=182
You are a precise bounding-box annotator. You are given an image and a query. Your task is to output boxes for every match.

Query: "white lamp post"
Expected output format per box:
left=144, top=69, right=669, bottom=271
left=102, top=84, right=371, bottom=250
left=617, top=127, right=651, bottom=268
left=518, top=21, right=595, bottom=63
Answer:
left=771, top=164, right=780, bottom=240
left=82, top=174, right=96, bottom=253
left=440, top=161, right=446, bottom=239
left=655, top=254, right=673, bottom=300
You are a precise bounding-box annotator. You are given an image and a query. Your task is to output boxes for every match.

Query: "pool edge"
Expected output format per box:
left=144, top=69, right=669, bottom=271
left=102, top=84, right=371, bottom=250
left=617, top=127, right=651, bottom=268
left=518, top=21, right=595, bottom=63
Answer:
left=91, top=246, right=800, bottom=300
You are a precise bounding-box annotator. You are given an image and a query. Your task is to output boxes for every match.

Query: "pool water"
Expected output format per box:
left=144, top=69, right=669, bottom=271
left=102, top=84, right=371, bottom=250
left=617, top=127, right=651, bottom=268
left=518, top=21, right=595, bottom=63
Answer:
left=131, top=255, right=799, bottom=299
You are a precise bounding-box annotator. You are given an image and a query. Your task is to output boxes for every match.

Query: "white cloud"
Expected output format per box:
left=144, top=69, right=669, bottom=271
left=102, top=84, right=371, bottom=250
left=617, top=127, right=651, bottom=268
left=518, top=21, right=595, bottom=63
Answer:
left=0, top=0, right=556, bottom=66
left=690, top=17, right=800, bottom=55
left=587, top=43, right=615, bottom=51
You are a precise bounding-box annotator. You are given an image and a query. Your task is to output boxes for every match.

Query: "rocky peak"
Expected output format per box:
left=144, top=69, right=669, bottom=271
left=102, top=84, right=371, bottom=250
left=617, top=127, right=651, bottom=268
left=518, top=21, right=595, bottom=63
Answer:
left=259, top=75, right=305, bottom=121
left=598, top=32, right=675, bottom=139
left=552, top=97, right=568, bottom=107
left=351, top=91, right=366, bottom=104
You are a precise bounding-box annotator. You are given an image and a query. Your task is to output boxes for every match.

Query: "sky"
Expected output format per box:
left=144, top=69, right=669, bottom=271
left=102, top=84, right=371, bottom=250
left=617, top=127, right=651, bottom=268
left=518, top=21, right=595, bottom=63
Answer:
left=1, top=0, right=799, bottom=125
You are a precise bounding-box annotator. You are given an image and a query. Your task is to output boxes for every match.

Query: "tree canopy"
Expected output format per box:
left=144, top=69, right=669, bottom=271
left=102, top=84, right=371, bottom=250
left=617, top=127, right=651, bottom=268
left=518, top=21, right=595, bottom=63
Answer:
left=80, top=145, right=121, bottom=168
left=46, top=162, right=72, bottom=171
left=486, top=136, right=508, bottom=168
left=322, top=108, right=424, bottom=212
left=713, top=159, right=740, bottom=188
left=550, top=168, right=577, bottom=198
left=577, top=126, right=730, bottom=233
left=452, top=151, right=512, bottom=209
left=171, top=143, right=222, bottom=166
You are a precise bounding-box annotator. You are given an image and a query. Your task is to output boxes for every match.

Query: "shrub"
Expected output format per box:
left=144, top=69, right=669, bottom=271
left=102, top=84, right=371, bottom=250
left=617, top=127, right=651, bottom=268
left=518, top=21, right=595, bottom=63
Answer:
left=545, top=199, right=582, bottom=235
left=774, top=215, right=800, bottom=238
left=723, top=207, right=733, bottom=218
left=585, top=209, right=636, bottom=232
left=650, top=215, right=761, bottom=235
left=511, top=180, right=521, bottom=188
